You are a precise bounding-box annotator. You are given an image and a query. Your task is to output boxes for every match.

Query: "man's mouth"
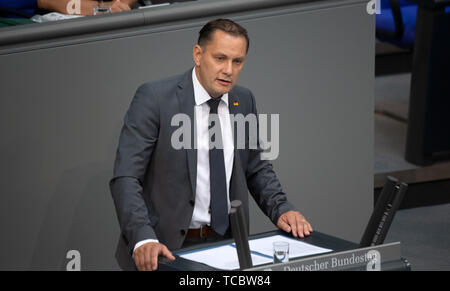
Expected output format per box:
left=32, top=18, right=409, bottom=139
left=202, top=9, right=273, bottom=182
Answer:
left=217, top=78, right=232, bottom=86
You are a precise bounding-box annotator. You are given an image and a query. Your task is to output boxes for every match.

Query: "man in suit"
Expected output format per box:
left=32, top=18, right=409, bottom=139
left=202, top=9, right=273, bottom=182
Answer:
left=110, top=18, right=313, bottom=271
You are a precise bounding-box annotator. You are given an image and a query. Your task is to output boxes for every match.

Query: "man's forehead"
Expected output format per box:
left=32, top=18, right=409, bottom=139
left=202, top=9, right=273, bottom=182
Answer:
left=203, top=30, right=247, bottom=55
left=211, top=29, right=245, bottom=40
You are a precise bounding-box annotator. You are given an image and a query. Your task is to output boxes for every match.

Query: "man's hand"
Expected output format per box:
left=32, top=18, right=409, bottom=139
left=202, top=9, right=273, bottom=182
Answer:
left=110, top=0, right=131, bottom=13
left=133, top=242, right=175, bottom=271
left=277, top=211, right=313, bottom=238
left=37, top=0, right=131, bottom=16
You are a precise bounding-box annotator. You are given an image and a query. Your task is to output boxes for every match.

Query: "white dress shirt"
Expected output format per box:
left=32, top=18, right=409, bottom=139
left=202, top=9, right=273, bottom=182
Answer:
left=190, top=67, right=234, bottom=228
left=134, top=68, right=234, bottom=251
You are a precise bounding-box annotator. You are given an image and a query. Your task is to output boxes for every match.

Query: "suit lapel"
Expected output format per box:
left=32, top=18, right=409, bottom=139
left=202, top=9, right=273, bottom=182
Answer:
left=228, top=89, right=242, bottom=151
left=176, top=70, right=197, bottom=200
left=228, top=89, right=243, bottom=202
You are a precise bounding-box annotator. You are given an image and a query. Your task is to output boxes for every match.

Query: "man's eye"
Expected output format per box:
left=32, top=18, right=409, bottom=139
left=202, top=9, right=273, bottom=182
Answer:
left=216, top=57, right=224, bottom=61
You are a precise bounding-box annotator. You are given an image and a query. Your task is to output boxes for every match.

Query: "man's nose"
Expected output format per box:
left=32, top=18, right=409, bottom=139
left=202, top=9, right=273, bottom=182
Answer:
left=222, top=61, right=233, bottom=76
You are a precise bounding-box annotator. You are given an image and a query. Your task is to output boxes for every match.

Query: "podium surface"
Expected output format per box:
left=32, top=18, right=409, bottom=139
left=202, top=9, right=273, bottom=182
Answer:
left=159, top=230, right=409, bottom=271
left=160, top=230, right=356, bottom=271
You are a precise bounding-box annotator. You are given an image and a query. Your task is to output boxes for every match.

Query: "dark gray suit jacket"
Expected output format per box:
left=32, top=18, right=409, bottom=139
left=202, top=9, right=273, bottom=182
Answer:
left=110, top=69, right=296, bottom=270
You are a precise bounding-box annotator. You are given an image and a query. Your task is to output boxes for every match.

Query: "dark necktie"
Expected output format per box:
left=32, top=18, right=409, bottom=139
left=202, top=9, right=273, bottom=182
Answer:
left=207, top=97, right=229, bottom=235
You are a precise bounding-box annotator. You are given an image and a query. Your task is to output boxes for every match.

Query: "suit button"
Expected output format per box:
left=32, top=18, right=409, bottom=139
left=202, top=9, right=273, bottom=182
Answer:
left=180, top=229, right=186, bottom=235
left=189, top=200, right=195, bottom=206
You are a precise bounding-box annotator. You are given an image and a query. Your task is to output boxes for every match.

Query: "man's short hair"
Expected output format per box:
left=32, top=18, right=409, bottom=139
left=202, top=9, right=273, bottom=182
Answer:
left=198, top=18, right=250, bottom=53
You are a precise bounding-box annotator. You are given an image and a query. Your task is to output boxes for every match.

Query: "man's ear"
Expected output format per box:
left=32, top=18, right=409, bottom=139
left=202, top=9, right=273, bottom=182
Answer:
left=193, top=45, right=203, bottom=67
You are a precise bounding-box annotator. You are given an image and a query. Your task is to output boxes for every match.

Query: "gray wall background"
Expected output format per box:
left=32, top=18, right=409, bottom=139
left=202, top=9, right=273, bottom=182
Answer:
left=0, top=0, right=374, bottom=270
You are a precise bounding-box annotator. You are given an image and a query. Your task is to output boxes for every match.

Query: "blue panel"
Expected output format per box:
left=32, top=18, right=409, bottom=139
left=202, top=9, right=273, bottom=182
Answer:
left=0, top=0, right=37, bottom=9
left=376, top=5, right=418, bottom=48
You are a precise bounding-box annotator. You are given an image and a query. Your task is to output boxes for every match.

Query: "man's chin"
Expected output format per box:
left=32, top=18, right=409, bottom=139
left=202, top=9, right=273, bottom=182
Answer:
left=214, top=86, right=233, bottom=97
left=209, top=90, right=229, bottom=98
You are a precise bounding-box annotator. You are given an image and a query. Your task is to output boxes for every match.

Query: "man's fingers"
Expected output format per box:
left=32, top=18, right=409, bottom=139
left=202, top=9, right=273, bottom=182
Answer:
left=303, top=225, right=310, bottom=236
left=112, top=0, right=131, bottom=12
left=118, top=3, right=131, bottom=11
left=299, top=216, right=308, bottom=237
left=138, top=252, right=149, bottom=271
left=143, top=247, right=154, bottom=271
left=300, top=220, right=313, bottom=237
left=134, top=242, right=174, bottom=271
left=278, top=219, right=291, bottom=233
left=289, top=215, right=298, bottom=238
left=134, top=254, right=142, bottom=271
left=304, top=222, right=312, bottom=235
left=161, top=245, right=176, bottom=261
left=150, top=246, right=160, bottom=271
left=277, top=211, right=313, bottom=239
left=294, top=215, right=304, bottom=238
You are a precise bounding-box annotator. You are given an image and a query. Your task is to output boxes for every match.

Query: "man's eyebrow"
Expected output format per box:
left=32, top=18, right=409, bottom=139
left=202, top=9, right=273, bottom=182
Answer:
left=211, top=53, right=245, bottom=61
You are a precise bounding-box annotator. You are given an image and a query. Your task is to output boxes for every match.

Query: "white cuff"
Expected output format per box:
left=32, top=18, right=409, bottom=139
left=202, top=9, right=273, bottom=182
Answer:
left=133, top=239, right=159, bottom=253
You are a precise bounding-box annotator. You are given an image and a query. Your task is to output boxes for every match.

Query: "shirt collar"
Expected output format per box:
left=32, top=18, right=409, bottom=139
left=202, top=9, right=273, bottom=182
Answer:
left=192, top=67, right=228, bottom=106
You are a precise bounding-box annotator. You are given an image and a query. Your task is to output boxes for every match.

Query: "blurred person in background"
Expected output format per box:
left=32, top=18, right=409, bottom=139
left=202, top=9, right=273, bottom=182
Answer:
left=0, top=0, right=134, bottom=18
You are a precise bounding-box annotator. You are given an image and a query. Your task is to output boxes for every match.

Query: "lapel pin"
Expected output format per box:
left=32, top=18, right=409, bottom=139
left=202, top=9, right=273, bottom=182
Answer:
left=233, top=101, right=239, bottom=106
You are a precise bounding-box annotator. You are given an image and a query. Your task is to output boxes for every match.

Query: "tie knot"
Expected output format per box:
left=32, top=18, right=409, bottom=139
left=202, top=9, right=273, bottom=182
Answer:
left=207, top=98, right=221, bottom=114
